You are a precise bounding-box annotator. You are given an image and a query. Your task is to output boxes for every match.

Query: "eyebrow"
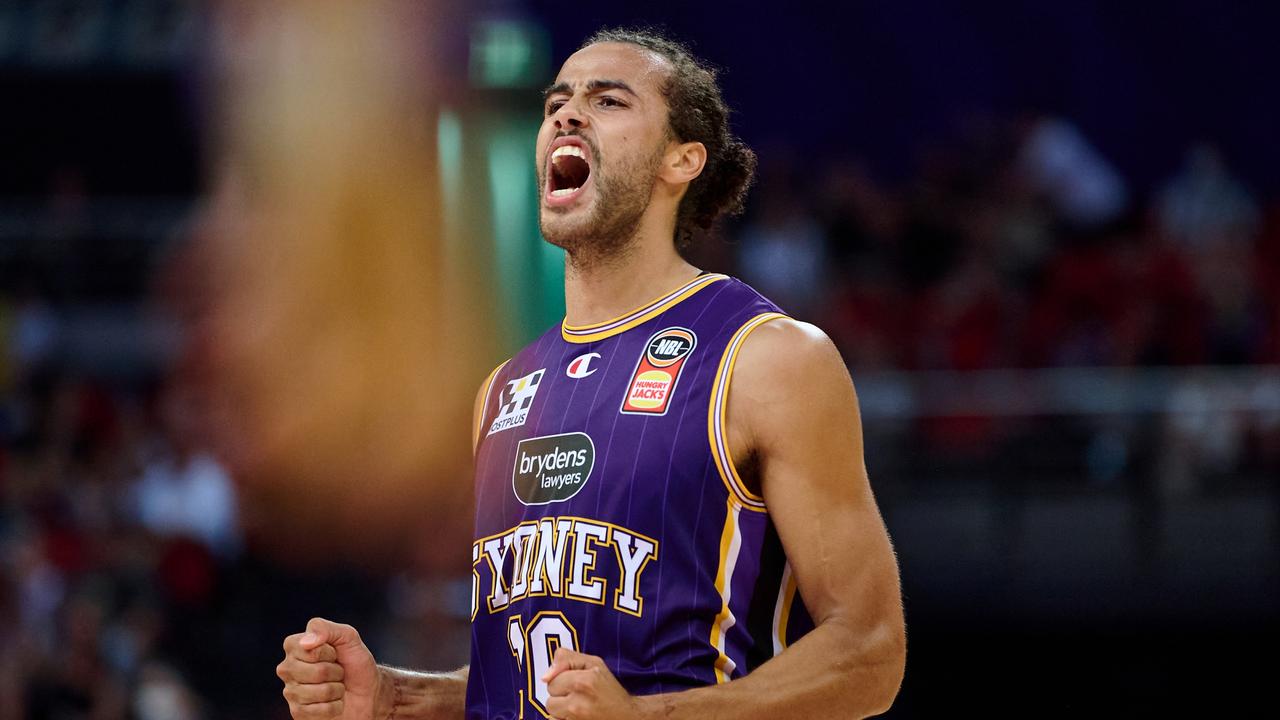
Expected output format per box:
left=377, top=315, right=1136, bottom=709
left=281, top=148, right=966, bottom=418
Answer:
left=541, top=79, right=638, bottom=101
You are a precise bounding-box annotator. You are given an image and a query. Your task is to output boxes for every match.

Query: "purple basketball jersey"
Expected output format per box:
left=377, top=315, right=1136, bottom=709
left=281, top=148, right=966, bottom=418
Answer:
left=467, top=274, right=814, bottom=719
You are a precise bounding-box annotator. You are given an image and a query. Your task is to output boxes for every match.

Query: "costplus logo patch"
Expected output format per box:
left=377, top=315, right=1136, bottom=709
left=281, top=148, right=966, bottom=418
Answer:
left=620, top=327, right=696, bottom=415
left=487, top=368, right=545, bottom=436
left=566, top=352, right=601, bottom=379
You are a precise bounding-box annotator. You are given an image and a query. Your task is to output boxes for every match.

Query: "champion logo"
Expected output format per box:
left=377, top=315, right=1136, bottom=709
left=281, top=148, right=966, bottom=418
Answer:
left=566, top=352, right=601, bottom=379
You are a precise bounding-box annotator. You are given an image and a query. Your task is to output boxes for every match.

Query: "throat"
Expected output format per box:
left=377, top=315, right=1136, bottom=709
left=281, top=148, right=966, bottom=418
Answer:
left=563, top=256, right=703, bottom=329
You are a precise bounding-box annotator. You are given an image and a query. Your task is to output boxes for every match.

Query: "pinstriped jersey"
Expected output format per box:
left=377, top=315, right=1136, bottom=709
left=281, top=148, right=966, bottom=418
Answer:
left=466, top=274, right=815, bottom=720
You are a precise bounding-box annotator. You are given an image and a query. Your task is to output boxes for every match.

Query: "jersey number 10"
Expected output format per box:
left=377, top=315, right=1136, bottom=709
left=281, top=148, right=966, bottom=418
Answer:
left=507, top=612, right=581, bottom=718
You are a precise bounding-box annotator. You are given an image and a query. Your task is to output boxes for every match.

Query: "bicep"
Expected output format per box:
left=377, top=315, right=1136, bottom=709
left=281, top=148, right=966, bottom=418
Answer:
left=732, top=322, right=901, bottom=631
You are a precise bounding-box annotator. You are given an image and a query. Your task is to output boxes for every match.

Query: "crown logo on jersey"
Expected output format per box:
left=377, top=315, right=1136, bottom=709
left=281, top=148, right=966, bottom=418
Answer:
left=620, top=328, right=697, bottom=415
left=488, top=368, right=545, bottom=436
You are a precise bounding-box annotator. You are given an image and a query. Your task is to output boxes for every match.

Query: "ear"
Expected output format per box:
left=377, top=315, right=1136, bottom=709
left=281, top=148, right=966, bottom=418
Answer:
left=658, top=141, right=707, bottom=186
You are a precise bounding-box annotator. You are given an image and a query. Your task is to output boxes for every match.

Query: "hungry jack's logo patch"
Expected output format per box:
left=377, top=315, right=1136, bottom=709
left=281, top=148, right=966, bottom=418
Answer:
left=620, top=327, right=697, bottom=415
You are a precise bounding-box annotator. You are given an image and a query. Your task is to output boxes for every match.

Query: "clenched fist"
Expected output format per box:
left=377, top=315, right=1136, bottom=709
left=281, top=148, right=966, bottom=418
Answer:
left=278, top=618, right=383, bottom=720
left=543, top=647, right=643, bottom=720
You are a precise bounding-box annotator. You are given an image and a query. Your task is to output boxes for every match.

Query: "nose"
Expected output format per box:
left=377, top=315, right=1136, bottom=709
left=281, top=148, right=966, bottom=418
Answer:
left=552, top=98, right=588, bottom=131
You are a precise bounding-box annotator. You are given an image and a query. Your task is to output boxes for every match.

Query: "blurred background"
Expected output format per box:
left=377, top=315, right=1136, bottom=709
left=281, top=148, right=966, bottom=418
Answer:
left=1, top=0, right=1277, bottom=717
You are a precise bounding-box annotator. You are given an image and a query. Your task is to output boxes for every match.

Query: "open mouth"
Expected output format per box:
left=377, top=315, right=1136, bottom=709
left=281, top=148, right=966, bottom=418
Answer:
left=547, top=142, right=592, bottom=203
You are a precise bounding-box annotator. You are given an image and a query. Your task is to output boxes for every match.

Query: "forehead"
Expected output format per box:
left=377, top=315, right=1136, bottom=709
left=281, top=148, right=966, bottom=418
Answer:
left=554, top=42, right=672, bottom=96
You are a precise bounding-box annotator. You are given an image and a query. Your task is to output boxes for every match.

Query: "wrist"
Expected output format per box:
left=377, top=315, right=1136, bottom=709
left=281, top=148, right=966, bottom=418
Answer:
left=374, top=665, right=398, bottom=720
left=632, top=693, right=666, bottom=720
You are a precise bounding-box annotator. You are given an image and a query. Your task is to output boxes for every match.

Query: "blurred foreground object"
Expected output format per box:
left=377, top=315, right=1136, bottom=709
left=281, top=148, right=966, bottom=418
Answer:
left=190, top=0, right=486, bottom=562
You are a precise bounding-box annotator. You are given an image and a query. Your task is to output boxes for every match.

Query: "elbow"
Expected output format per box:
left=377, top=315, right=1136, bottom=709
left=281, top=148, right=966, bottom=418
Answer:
left=832, top=617, right=906, bottom=717
left=873, top=626, right=907, bottom=716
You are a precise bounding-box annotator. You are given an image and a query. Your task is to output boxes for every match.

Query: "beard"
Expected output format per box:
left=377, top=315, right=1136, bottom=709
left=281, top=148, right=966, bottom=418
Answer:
left=538, top=137, right=664, bottom=269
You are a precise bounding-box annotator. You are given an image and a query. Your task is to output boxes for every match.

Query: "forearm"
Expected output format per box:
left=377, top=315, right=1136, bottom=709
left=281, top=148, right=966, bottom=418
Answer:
left=636, top=619, right=903, bottom=720
left=374, top=665, right=468, bottom=720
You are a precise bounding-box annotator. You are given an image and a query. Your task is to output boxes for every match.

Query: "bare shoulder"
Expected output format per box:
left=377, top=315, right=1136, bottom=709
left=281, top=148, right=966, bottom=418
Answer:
left=727, top=317, right=860, bottom=464
left=733, top=317, right=854, bottom=402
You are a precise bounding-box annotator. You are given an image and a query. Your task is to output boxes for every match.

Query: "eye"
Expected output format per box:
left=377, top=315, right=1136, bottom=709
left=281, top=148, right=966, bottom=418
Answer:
left=545, top=99, right=566, bottom=116
left=596, top=96, right=626, bottom=109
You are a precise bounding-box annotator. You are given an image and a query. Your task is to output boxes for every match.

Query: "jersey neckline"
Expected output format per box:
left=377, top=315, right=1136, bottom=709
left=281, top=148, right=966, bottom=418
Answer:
left=560, top=273, right=729, bottom=344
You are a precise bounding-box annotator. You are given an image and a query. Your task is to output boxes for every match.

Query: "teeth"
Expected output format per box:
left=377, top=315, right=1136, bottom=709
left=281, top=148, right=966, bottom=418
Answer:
left=550, top=188, right=579, bottom=197
left=552, top=145, right=587, bottom=160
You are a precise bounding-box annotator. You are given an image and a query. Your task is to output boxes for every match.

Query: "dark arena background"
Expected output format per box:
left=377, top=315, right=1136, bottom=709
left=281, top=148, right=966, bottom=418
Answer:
left=2, top=1, right=1277, bottom=717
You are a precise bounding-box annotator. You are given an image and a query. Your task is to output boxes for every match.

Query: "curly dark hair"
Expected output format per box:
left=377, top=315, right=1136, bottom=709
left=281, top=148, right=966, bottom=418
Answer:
left=580, top=28, right=757, bottom=249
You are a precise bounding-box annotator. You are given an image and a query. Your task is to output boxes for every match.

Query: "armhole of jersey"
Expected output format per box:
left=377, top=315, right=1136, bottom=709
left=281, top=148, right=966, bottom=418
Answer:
left=707, top=311, right=787, bottom=513
left=771, top=561, right=798, bottom=655
left=473, top=359, right=510, bottom=453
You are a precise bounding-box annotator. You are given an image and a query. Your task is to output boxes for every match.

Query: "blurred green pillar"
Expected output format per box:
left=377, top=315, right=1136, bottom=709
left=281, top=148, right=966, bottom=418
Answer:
left=436, top=19, right=563, bottom=356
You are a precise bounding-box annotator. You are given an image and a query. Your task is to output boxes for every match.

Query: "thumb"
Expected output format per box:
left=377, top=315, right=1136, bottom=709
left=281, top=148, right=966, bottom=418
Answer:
left=300, top=617, right=361, bottom=651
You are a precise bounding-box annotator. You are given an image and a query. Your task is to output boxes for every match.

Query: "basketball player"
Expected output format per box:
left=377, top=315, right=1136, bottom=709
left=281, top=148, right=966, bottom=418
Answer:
left=278, top=28, right=905, bottom=720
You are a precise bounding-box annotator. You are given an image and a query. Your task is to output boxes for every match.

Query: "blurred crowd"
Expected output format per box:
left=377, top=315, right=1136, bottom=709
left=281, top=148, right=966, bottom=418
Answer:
left=0, top=364, right=234, bottom=718
left=2, top=110, right=1278, bottom=718
left=724, top=115, right=1278, bottom=370
left=718, top=116, right=1279, bottom=491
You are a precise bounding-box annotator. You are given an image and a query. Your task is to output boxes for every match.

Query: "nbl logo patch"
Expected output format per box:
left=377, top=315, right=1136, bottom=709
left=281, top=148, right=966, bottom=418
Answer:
left=620, top=327, right=696, bottom=415
left=488, top=368, right=545, bottom=436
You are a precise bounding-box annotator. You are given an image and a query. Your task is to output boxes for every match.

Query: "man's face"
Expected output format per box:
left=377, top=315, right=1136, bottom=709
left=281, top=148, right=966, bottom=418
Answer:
left=536, top=42, right=673, bottom=258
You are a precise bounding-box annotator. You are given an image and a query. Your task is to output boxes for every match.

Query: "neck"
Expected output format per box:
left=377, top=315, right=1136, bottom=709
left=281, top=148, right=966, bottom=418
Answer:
left=563, top=221, right=699, bottom=327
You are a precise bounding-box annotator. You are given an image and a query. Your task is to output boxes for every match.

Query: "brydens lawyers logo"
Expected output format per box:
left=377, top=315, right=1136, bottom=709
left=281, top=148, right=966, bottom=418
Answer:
left=512, top=432, right=595, bottom=505
left=566, top=352, right=600, bottom=379
left=487, top=368, right=545, bottom=436
left=620, top=327, right=697, bottom=415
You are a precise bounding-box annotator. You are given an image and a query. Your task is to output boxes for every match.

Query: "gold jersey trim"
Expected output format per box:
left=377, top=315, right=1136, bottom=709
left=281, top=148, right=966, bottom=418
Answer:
left=707, top=312, right=788, bottom=512
left=560, top=273, right=729, bottom=344
left=709, top=498, right=744, bottom=683
left=772, top=561, right=797, bottom=655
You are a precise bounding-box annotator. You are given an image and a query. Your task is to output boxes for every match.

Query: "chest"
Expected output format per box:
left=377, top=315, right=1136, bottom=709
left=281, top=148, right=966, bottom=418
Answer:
left=475, top=325, right=724, bottom=531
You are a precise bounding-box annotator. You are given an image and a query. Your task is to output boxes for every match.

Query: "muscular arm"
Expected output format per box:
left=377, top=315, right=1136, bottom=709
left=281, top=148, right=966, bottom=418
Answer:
left=646, top=319, right=905, bottom=718
left=279, top=619, right=468, bottom=720
left=544, top=319, right=905, bottom=720
left=371, top=665, right=469, bottom=720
